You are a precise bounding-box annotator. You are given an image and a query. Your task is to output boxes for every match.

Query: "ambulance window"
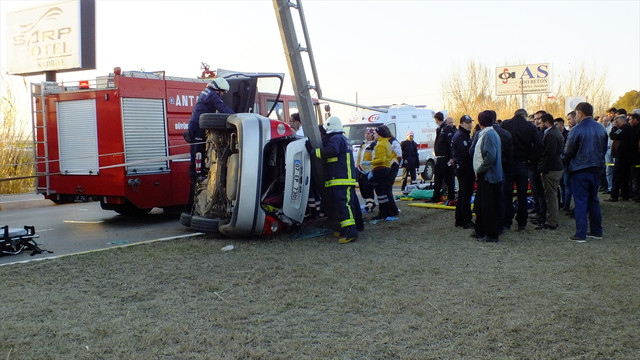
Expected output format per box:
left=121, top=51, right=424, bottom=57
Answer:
left=288, top=101, right=298, bottom=119
left=387, top=123, right=397, bottom=138
left=266, top=100, right=285, bottom=121
left=343, top=124, right=371, bottom=145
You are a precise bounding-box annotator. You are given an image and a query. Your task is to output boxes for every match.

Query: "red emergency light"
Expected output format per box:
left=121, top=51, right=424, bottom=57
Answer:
left=79, top=80, right=90, bottom=89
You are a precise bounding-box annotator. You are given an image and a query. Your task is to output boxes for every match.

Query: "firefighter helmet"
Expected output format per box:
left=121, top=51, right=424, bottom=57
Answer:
left=207, top=78, right=230, bottom=93
left=324, top=116, right=344, bottom=134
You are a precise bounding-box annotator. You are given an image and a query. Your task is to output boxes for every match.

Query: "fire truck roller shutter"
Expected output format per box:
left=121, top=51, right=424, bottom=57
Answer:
left=200, top=113, right=232, bottom=129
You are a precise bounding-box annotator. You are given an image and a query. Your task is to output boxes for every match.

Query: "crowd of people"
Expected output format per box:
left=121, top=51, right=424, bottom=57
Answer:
left=350, top=102, right=640, bottom=243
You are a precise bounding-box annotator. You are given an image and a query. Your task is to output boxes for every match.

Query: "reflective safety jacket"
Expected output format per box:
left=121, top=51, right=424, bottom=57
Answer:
left=370, top=137, right=393, bottom=169
left=315, top=132, right=357, bottom=187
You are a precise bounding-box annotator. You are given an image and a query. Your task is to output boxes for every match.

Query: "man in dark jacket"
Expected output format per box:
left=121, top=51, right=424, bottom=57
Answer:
left=312, top=116, right=363, bottom=244
left=537, top=114, right=565, bottom=229
left=431, top=112, right=456, bottom=203
left=564, top=102, right=608, bottom=241
left=500, top=109, right=543, bottom=231
left=629, top=112, right=640, bottom=202
left=493, top=121, right=513, bottom=234
left=606, top=114, right=634, bottom=202
left=187, top=78, right=234, bottom=212
left=400, top=131, right=420, bottom=192
left=450, top=115, right=475, bottom=228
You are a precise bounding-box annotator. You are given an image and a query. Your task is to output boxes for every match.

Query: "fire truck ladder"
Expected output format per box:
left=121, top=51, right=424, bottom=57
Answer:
left=273, top=0, right=324, bottom=148
left=273, top=0, right=387, bottom=143
left=30, top=82, right=51, bottom=195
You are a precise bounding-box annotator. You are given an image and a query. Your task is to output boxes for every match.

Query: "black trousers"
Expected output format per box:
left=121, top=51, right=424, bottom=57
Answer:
left=611, top=159, right=631, bottom=200
left=385, top=163, right=400, bottom=216
left=474, top=176, right=502, bottom=240
left=455, top=165, right=475, bottom=226
left=432, top=157, right=455, bottom=201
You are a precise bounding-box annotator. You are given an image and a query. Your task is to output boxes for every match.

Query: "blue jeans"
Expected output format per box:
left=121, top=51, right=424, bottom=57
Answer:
left=563, top=170, right=572, bottom=209
left=569, top=168, right=602, bottom=238
left=605, top=148, right=613, bottom=191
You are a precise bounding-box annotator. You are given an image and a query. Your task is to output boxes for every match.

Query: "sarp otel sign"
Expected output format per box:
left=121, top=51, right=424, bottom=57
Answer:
left=6, top=0, right=95, bottom=76
left=495, top=63, right=551, bottom=96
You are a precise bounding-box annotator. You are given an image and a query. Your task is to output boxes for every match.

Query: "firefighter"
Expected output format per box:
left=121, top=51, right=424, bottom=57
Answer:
left=308, top=116, right=363, bottom=244
left=186, top=78, right=234, bottom=211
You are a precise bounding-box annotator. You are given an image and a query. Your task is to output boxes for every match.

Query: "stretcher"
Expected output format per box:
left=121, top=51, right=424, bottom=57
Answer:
left=1, top=225, right=50, bottom=256
left=408, top=202, right=456, bottom=210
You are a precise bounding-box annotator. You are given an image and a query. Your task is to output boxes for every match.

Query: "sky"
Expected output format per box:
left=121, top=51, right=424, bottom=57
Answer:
left=1, top=0, right=640, bottom=126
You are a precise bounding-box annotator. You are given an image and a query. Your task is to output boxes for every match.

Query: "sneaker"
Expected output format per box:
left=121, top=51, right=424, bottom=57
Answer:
left=569, top=235, right=586, bottom=242
left=338, top=236, right=357, bottom=244
left=586, top=232, right=602, bottom=239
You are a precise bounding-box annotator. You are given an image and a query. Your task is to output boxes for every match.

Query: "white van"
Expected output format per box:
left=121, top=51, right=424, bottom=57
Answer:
left=343, top=105, right=442, bottom=180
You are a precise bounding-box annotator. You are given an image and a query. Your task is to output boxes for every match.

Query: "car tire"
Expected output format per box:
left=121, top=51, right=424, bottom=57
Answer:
left=179, top=212, right=192, bottom=227
left=200, top=113, right=231, bottom=129
left=190, top=216, right=220, bottom=233
left=421, top=160, right=435, bottom=181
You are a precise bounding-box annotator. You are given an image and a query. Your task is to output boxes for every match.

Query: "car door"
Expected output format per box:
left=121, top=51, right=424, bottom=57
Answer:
left=282, top=138, right=311, bottom=223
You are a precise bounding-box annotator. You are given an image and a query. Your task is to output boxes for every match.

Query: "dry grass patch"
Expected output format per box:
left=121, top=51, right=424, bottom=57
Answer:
left=1, top=200, right=639, bottom=359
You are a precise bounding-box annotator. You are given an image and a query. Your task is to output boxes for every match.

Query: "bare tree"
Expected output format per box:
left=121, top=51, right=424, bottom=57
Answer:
left=442, top=61, right=612, bottom=122
left=1, top=74, right=33, bottom=193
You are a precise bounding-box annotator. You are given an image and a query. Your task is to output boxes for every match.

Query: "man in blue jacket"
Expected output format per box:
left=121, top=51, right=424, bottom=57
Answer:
left=563, top=102, right=608, bottom=241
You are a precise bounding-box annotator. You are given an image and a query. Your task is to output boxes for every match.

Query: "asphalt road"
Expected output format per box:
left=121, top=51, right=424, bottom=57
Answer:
left=0, top=198, right=202, bottom=266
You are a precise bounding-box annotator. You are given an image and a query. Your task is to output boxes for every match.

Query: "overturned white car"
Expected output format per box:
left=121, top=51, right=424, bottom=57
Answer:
left=182, top=112, right=312, bottom=237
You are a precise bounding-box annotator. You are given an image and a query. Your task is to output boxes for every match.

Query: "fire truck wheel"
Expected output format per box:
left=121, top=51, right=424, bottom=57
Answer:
left=114, top=202, right=151, bottom=217
left=199, top=113, right=231, bottom=129
left=190, top=216, right=220, bottom=233
left=421, top=160, right=435, bottom=181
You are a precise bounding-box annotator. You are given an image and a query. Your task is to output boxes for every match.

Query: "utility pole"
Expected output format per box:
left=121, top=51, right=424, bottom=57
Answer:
left=272, top=0, right=323, bottom=149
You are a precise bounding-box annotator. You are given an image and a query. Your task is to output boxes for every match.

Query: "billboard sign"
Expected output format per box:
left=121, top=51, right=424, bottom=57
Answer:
left=5, top=0, right=95, bottom=76
left=495, top=63, right=551, bottom=96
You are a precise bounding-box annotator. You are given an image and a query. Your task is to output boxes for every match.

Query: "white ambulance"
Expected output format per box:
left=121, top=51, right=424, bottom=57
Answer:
left=343, top=104, right=443, bottom=180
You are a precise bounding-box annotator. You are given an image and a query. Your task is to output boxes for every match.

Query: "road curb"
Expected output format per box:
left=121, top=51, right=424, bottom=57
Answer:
left=0, top=194, right=54, bottom=211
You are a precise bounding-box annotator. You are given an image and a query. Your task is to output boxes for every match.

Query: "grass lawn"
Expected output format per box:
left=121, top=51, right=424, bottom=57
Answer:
left=1, top=199, right=639, bottom=359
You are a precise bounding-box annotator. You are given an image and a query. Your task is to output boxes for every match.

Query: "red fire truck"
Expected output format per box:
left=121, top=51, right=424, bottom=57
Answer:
left=31, top=67, right=308, bottom=215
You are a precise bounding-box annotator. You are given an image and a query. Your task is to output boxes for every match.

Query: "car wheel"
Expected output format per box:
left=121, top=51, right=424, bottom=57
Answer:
left=190, top=216, right=220, bottom=233
left=199, top=113, right=231, bottom=129
left=421, top=160, right=435, bottom=181
left=179, top=212, right=192, bottom=227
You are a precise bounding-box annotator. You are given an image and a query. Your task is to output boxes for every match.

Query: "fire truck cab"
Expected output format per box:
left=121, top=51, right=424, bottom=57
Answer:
left=31, top=67, right=298, bottom=216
